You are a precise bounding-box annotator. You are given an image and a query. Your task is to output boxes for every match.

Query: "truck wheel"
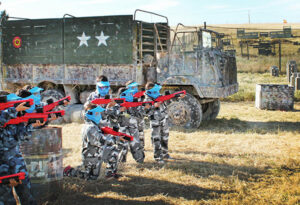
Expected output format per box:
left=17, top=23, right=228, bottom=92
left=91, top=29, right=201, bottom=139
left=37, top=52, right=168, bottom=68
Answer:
left=41, top=89, right=65, bottom=124
left=167, top=93, right=202, bottom=129
left=202, top=99, right=220, bottom=121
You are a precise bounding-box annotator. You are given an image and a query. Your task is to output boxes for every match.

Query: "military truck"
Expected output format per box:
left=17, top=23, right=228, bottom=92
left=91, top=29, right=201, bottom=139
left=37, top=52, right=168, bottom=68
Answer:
left=0, top=10, right=238, bottom=128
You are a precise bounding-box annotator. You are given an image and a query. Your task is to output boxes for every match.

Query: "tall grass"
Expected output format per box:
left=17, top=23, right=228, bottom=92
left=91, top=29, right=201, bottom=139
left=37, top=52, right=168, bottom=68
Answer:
left=224, top=72, right=300, bottom=102
left=236, top=55, right=300, bottom=73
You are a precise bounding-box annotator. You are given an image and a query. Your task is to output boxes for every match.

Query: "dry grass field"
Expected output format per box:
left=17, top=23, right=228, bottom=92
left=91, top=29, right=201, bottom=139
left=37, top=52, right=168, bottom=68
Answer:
left=44, top=100, right=300, bottom=205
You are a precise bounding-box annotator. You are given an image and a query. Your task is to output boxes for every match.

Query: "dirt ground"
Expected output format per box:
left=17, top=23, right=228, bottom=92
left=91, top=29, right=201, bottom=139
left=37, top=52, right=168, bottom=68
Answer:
left=44, top=102, right=300, bottom=205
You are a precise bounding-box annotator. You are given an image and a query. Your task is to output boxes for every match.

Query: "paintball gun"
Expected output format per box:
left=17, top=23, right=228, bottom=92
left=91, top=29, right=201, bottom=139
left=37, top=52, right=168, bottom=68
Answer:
left=0, top=172, right=25, bottom=185
left=101, top=126, right=133, bottom=141
left=41, top=96, right=71, bottom=112
left=91, top=95, right=125, bottom=105
left=0, top=96, right=34, bottom=111
left=155, top=90, right=186, bottom=102
left=2, top=112, right=48, bottom=127
left=36, top=108, right=65, bottom=118
left=133, top=89, right=145, bottom=98
left=46, top=110, right=65, bottom=118
left=120, top=101, right=154, bottom=108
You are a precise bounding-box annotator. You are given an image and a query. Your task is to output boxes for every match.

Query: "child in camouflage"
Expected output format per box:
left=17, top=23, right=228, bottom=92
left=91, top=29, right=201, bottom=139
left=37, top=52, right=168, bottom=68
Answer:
left=125, top=80, right=146, bottom=151
left=0, top=91, right=45, bottom=205
left=115, top=87, right=145, bottom=163
left=144, top=82, right=172, bottom=164
left=63, top=102, right=123, bottom=180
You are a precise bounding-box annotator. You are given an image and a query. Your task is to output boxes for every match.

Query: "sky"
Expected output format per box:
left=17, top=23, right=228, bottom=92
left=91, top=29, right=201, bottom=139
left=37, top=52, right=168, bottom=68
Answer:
left=1, top=0, right=300, bottom=26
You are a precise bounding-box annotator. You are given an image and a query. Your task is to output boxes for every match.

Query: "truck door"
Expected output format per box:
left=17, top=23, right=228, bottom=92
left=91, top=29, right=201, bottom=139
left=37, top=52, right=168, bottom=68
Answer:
left=167, top=31, right=199, bottom=76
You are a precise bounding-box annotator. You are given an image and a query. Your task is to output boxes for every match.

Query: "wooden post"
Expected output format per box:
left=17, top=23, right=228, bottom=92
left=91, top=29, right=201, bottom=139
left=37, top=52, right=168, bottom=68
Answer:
left=246, top=41, right=250, bottom=60
left=240, top=41, right=243, bottom=57
left=279, top=41, right=282, bottom=73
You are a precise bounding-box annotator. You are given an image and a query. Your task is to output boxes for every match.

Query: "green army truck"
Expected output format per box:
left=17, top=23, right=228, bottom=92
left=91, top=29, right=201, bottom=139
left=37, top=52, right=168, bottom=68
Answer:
left=0, top=10, right=238, bottom=128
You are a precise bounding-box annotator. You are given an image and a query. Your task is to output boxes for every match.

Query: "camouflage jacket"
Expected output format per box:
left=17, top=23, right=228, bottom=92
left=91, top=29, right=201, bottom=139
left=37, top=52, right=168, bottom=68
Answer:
left=0, top=107, right=18, bottom=162
left=85, top=91, right=103, bottom=105
left=117, top=106, right=146, bottom=128
left=0, top=107, right=17, bottom=127
left=0, top=108, right=34, bottom=177
left=1, top=124, right=34, bottom=151
left=144, top=96, right=169, bottom=125
left=81, top=120, right=106, bottom=158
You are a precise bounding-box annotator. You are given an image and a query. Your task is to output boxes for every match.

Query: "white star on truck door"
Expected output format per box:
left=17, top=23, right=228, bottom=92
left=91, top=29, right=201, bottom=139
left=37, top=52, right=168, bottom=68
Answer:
left=96, top=31, right=109, bottom=46
left=77, top=32, right=90, bottom=47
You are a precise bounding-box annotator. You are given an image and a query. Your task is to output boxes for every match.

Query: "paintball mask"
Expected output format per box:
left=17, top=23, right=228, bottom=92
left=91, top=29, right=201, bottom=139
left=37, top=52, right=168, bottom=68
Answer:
left=146, top=84, right=162, bottom=99
left=6, top=93, right=22, bottom=101
left=97, top=81, right=110, bottom=97
left=29, top=87, right=44, bottom=105
left=85, top=106, right=105, bottom=124
left=120, top=89, right=135, bottom=102
left=23, top=95, right=41, bottom=113
left=126, top=82, right=139, bottom=95
left=6, top=93, right=36, bottom=114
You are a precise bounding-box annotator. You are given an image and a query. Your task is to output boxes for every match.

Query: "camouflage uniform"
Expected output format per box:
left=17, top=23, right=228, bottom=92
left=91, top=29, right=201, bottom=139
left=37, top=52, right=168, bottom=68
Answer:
left=144, top=97, right=170, bottom=162
left=0, top=108, right=37, bottom=205
left=0, top=108, right=17, bottom=205
left=68, top=120, right=119, bottom=179
left=137, top=117, right=145, bottom=149
left=117, top=106, right=145, bottom=163
left=85, top=92, right=129, bottom=163
left=136, top=97, right=147, bottom=150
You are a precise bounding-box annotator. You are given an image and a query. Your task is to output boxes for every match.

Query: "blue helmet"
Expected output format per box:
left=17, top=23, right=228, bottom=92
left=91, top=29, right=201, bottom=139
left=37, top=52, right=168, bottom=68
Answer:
left=85, top=106, right=105, bottom=124
left=29, top=87, right=44, bottom=105
left=120, top=89, right=135, bottom=102
left=146, top=84, right=162, bottom=99
left=126, top=82, right=139, bottom=95
left=96, top=81, right=110, bottom=97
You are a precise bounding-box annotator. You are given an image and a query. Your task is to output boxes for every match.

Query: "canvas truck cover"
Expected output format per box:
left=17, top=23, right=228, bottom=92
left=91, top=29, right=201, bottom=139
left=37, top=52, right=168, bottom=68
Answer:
left=2, top=15, right=134, bottom=65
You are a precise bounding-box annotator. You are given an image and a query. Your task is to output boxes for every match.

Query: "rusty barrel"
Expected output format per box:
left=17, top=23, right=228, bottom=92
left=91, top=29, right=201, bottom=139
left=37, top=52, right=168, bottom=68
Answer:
left=20, top=126, right=63, bottom=203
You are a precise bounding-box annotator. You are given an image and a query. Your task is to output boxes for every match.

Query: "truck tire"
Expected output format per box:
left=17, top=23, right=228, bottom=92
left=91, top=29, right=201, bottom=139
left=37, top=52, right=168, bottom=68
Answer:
left=167, top=93, right=202, bottom=128
left=41, top=89, right=66, bottom=124
left=202, top=99, right=220, bottom=121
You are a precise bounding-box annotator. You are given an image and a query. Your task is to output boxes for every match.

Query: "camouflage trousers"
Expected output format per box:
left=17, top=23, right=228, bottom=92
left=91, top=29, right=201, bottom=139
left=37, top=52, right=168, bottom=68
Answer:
left=119, top=123, right=145, bottom=163
left=137, top=118, right=145, bottom=150
left=70, top=143, right=119, bottom=179
left=150, top=117, right=169, bottom=161
left=2, top=150, right=36, bottom=205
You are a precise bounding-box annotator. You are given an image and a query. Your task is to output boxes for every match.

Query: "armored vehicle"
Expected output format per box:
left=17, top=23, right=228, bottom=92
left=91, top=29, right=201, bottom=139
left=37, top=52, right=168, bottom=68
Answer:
left=0, top=10, right=238, bottom=128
